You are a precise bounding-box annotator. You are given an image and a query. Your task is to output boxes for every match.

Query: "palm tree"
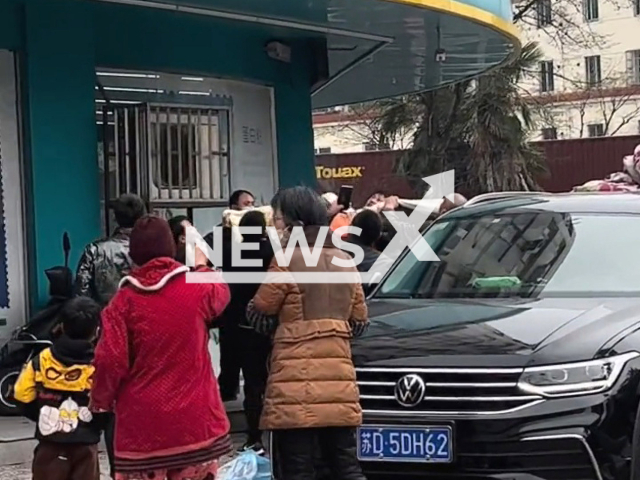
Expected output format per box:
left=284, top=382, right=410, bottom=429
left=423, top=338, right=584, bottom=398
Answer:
left=378, top=42, right=547, bottom=197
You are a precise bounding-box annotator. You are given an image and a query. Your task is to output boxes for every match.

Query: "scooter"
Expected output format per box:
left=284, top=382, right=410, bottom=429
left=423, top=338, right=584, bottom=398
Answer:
left=0, top=233, right=73, bottom=415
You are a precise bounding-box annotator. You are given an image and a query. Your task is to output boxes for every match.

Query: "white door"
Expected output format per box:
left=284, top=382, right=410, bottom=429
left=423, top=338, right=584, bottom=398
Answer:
left=0, top=50, right=27, bottom=339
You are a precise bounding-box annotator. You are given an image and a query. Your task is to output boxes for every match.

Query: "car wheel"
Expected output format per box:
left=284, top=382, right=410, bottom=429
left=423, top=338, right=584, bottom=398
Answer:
left=0, top=367, right=21, bottom=416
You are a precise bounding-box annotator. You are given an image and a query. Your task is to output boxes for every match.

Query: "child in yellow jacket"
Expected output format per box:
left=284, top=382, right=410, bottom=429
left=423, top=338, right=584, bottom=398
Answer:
left=13, top=296, right=106, bottom=480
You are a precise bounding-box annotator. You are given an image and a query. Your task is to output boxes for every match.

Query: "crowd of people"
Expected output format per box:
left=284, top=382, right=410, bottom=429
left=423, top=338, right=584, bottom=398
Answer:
left=12, top=185, right=466, bottom=480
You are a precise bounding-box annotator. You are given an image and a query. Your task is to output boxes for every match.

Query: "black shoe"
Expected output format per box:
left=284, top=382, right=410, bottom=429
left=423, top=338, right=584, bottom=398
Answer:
left=238, top=440, right=266, bottom=456
left=221, top=392, right=238, bottom=402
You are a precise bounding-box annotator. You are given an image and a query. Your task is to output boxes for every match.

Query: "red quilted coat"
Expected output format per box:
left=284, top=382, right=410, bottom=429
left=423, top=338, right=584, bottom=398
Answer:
left=91, top=258, right=231, bottom=472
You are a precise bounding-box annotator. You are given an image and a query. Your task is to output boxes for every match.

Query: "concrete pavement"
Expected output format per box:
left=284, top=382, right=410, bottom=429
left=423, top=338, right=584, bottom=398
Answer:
left=0, top=430, right=248, bottom=480
left=0, top=396, right=248, bottom=469
left=0, top=438, right=250, bottom=480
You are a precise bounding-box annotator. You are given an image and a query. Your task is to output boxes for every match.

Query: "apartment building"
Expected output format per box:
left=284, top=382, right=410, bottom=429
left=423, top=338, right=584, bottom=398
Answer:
left=312, top=105, right=415, bottom=154
left=519, top=0, right=640, bottom=140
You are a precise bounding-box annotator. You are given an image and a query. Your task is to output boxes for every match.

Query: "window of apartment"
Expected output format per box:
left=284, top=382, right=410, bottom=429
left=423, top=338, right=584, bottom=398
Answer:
left=635, top=0, right=640, bottom=16
left=536, top=0, right=552, bottom=27
left=583, top=0, right=599, bottom=21
left=588, top=123, right=605, bottom=137
left=314, top=147, right=332, bottom=154
left=626, top=50, right=640, bottom=85
left=585, top=55, right=602, bottom=86
left=541, top=127, right=558, bottom=140
left=540, top=61, right=555, bottom=93
left=364, top=142, right=390, bottom=151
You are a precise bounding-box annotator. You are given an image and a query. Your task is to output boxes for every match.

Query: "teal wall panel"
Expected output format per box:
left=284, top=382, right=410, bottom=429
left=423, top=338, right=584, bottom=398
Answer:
left=93, top=3, right=295, bottom=85
left=23, top=0, right=101, bottom=304
left=0, top=0, right=22, bottom=51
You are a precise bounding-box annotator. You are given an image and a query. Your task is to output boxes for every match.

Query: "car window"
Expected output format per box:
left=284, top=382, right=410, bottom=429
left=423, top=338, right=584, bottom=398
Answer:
left=377, top=212, right=640, bottom=298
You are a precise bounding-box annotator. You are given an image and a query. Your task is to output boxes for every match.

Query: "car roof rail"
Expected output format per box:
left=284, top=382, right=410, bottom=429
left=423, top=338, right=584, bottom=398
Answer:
left=464, top=191, right=548, bottom=208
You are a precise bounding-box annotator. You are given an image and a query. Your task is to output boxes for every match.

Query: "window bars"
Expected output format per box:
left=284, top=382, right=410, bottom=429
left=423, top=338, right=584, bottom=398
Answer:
left=101, top=104, right=230, bottom=208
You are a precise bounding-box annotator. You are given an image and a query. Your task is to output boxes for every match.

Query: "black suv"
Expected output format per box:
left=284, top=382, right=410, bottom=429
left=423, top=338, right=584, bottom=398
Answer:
left=352, top=192, right=640, bottom=480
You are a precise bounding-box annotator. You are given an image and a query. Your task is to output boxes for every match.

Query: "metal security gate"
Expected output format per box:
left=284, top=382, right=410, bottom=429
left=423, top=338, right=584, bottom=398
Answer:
left=100, top=103, right=231, bottom=233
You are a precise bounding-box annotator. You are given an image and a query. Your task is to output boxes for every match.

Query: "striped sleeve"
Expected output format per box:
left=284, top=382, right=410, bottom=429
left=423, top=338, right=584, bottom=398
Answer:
left=246, top=299, right=279, bottom=336
left=349, top=319, right=369, bottom=338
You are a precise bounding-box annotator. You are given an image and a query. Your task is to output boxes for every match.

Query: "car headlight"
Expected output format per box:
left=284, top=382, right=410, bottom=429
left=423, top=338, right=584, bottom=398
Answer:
left=518, top=352, right=640, bottom=397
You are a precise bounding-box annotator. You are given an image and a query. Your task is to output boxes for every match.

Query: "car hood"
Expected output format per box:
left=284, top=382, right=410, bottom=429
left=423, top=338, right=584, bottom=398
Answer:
left=352, top=297, right=640, bottom=368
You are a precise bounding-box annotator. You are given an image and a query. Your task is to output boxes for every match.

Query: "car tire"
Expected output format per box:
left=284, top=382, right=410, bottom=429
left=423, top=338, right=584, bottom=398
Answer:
left=0, top=367, right=21, bottom=416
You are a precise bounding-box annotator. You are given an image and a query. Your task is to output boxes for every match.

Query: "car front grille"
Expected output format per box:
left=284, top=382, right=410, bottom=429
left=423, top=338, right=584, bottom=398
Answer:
left=357, top=367, right=544, bottom=416
left=361, top=436, right=600, bottom=480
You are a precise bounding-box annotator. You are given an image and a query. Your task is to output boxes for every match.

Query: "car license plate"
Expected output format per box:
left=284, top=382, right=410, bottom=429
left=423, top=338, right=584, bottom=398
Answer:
left=357, top=426, right=453, bottom=463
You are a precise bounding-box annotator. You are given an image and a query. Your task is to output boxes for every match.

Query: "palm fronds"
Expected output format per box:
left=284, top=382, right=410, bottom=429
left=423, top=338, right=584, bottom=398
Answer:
left=376, top=42, right=547, bottom=197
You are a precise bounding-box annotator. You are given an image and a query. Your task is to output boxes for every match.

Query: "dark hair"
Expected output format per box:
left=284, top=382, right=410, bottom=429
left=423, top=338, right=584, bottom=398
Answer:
left=352, top=210, right=382, bottom=246
left=375, top=217, right=397, bottom=252
left=168, top=215, right=190, bottom=245
left=271, top=187, right=328, bottom=228
left=129, top=215, right=176, bottom=266
left=113, top=194, right=147, bottom=229
left=240, top=210, right=267, bottom=241
left=61, top=297, right=101, bottom=340
left=229, top=189, right=254, bottom=208
left=239, top=210, right=267, bottom=229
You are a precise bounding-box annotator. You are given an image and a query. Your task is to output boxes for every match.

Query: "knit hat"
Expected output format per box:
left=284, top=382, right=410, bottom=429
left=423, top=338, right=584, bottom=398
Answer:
left=129, top=215, right=176, bottom=266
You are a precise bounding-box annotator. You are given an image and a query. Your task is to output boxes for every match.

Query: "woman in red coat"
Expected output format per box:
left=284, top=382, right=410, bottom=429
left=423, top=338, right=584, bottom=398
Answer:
left=91, top=215, right=231, bottom=480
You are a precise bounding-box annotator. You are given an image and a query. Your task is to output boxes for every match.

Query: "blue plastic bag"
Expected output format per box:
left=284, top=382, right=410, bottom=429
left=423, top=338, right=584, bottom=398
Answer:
left=217, top=451, right=271, bottom=480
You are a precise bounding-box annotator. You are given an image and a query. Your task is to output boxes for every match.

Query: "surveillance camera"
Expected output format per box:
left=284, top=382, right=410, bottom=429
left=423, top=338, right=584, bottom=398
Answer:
left=265, top=41, right=291, bottom=63
left=435, top=48, right=446, bottom=63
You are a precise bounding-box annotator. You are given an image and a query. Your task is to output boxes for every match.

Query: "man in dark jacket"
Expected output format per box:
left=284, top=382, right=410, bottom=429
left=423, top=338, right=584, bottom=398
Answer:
left=350, top=210, right=383, bottom=272
left=347, top=209, right=395, bottom=296
left=222, top=210, right=274, bottom=454
left=207, top=189, right=255, bottom=401
left=74, top=194, right=146, bottom=306
left=73, top=193, right=146, bottom=479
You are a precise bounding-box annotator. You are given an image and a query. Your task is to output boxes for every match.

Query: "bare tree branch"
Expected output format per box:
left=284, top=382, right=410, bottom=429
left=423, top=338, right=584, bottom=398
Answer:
left=513, top=0, right=541, bottom=22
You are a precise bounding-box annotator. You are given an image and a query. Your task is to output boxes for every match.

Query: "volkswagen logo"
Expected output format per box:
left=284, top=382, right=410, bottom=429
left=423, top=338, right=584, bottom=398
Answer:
left=394, top=374, right=426, bottom=407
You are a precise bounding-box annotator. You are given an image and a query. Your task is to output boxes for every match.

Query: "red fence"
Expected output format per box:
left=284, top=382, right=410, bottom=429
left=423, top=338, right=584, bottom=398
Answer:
left=535, top=136, right=640, bottom=192
left=315, top=136, right=640, bottom=203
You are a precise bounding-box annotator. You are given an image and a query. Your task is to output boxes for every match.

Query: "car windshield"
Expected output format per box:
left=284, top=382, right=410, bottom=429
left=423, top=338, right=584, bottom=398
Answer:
left=377, top=211, right=640, bottom=299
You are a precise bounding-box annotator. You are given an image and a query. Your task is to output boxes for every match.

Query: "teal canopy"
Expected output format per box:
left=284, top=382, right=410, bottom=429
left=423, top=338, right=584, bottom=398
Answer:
left=94, top=0, right=520, bottom=107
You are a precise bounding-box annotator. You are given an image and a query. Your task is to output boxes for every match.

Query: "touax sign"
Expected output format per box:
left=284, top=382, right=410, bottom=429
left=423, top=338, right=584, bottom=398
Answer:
left=315, top=166, right=364, bottom=179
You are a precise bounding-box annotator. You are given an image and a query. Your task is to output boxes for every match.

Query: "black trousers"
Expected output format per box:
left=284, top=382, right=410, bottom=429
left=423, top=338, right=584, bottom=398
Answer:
left=272, top=427, right=366, bottom=480
left=104, top=413, right=115, bottom=479
left=218, top=323, right=242, bottom=400
left=239, top=328, right=271, bottom=444
left=33, top=442, right=100, bottom=480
